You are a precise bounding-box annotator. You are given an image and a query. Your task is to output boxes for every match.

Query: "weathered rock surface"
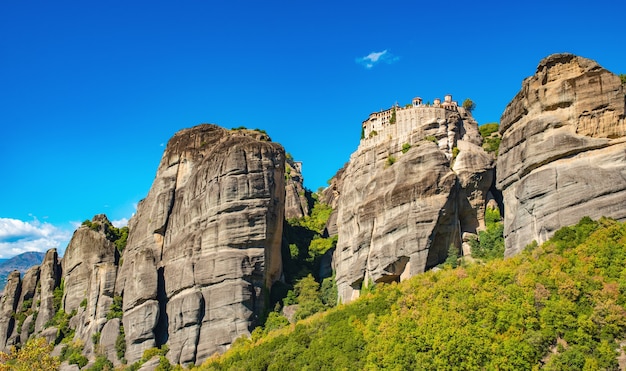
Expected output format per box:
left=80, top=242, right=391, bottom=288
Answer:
left=334, top=108, right=494, bottom=303
left=99, top=318, right=121, bottom=366
left=321, top=164, right=347, bottom=237
left=11, top=265, right=40, bottom=345
left=115, top=124, right=285, bottom=365
left=284, top=157, right=310, bottom=220
left=59, top=215, right=120, bottom=359
left=0, top=271, right=21, bottom=351
left=453, top=140, right=496, bottom=233
left=497, top=53, right=626, bottom=255
left=34, top=249, right=61, bottom=334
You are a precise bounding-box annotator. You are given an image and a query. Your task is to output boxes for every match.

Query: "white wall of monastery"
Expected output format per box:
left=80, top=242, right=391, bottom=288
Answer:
left=360, top=95, right=463, bottom=150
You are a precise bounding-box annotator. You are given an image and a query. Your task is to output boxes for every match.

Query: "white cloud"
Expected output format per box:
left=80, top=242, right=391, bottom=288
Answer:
left=112, top=218, right=129, bottom=228
left=0, top=217, right=72, bottom=259
left=355, top=49, right=400, bottom=69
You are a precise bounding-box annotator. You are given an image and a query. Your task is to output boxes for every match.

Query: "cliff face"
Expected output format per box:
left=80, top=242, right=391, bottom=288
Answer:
left=284, top=157, right=310, bottom=220
left=115, top=124, right=285, bottom=364
left=63, top=215, right=119, bottom=360
left=334, top=109, right=495, bottom=303
left=0, top=125, right=285, bottom=366
left=497, top=53, right=626, bottom=255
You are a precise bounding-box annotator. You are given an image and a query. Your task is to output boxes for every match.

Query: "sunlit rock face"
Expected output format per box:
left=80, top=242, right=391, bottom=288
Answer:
left=62, top=215, right=119, bottom=360
left=334, top=106, right=494, bottom=303
left=115, top=124, right=285, bottom=365
left=497, top=53, right=626, bottom=256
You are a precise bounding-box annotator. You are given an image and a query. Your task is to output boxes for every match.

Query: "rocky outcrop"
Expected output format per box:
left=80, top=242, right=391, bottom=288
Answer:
left=62, top=215, right=119, bottom=358
left=34, top=249, right=61, bottom=334
left=497, top=53, right=626, bottom=255
left=12, top=265, right=40, bottom=346
left=0, top=271, right=21, bottom=351
left=284, top=157, right=310, bottom=220
left=99, top=318, right=121, bottom=366
left=334, top=107, right=494, bottom=303
left=453, top=140, right=496, bottom=233
left=321, top=164, right=347, bottom=237
left=115, top=124, right=285, bottom=365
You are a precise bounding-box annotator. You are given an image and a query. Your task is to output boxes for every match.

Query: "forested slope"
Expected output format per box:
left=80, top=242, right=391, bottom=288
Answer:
left=200, top=217, right=626, bottom=370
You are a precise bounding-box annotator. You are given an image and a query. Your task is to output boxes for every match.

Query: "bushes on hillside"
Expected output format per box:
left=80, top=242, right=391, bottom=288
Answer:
left=470, top=207, right=505, bottom=260
left=202, top=217, right=626, bottom=370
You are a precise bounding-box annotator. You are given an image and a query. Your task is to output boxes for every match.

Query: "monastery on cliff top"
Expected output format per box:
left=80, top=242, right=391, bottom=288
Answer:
left=361, top=94, right=465, bottom=146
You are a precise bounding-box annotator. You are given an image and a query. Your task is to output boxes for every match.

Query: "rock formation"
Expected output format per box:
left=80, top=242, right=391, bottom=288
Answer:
left=34, top=249, right=62, bottom=335
left=0, top=271, right=21, bottom=351
left=63, top=215, right=119, bottom=359
left=115, top=124, right=285, bottom=365
left=320, top=164, right=346, bottom=237
left=0, top=265, right=45, bottom=351
left=497, top=53, right=626, bottom=256
left=0, top=124, right=286, bottom=367
left=334, top=104, right=495, bottom=303
left=6, top=54, right=623, bottom=365
left=284, top=157, right=310, bottom=220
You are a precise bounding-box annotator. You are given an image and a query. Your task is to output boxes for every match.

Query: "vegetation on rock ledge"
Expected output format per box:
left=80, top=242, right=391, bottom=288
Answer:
left=479, top=122, right=501, bottom=156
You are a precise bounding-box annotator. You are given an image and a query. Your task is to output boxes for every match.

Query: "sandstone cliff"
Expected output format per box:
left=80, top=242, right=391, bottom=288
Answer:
left=497, top=53, right=626, bottom=255
left=0, top=248, right=61, bottom=353
left=284, top=157, right=310, bottom=220
left=63, top=215, right=119, bottom=360
left=115, top=124, right=285, bottom=364
left=0, top=124, right=286, bottom=367
left=334, top=107, right=495, bottom=302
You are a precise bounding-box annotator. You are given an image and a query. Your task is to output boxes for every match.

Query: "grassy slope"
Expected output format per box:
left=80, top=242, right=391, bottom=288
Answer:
left=198, top=217, right=626, bottom=370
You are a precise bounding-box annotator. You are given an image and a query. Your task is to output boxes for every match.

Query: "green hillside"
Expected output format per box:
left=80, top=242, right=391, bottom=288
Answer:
left=198, top=217, right=626, bottom=370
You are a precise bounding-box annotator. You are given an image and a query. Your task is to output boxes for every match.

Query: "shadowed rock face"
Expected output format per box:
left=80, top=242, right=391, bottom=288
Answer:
left=334, top=110, right=494, bottom=303
left=284, top=157, right=310, bottom=220
left=0, top=271, right=21, bottom=351
left=497, top=53, right=626, bottom=256
left=115, top=124, right=285, bottom=365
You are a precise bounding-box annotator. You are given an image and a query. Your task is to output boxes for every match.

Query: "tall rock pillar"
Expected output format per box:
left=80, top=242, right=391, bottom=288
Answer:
left=115, top=124, right=285, bottom=365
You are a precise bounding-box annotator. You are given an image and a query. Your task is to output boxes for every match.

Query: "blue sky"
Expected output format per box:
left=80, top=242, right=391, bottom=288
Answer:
left=1, top=0, right=625, bottom=259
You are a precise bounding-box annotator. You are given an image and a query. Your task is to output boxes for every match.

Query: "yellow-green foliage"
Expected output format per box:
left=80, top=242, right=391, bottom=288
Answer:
left=199, top=217, right=626, bottom=370
left=424, top=135, right=438, bottom=143
left=470, top=207, right=505, bottom=260
left=0, top=337, right=60, bottom=371
left=479, top=122, right=501, bottom=155
left=451, top=146, right=460, bottom=159
left=385, top=155, right=396, bottom=167
left=290, top=201, right=332, bottom=236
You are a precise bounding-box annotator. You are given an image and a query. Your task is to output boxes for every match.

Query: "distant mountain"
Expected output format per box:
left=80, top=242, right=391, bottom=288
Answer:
left=0, top=251, right=45, bottom=291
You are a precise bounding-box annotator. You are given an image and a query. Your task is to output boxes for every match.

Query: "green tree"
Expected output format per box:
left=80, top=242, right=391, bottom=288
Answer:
left=479, top=123, right=501, bottom=155
left=462, top=98, right=476, bottom=112
left=470, top=207, right=505, bottom=260
left=445, top=244, right=459, bottom=268
left=320, top=275, right=338, bottom=307
left=293, top=274, right=325, bottom=320
left=106, top=295, right=124, bottom=320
